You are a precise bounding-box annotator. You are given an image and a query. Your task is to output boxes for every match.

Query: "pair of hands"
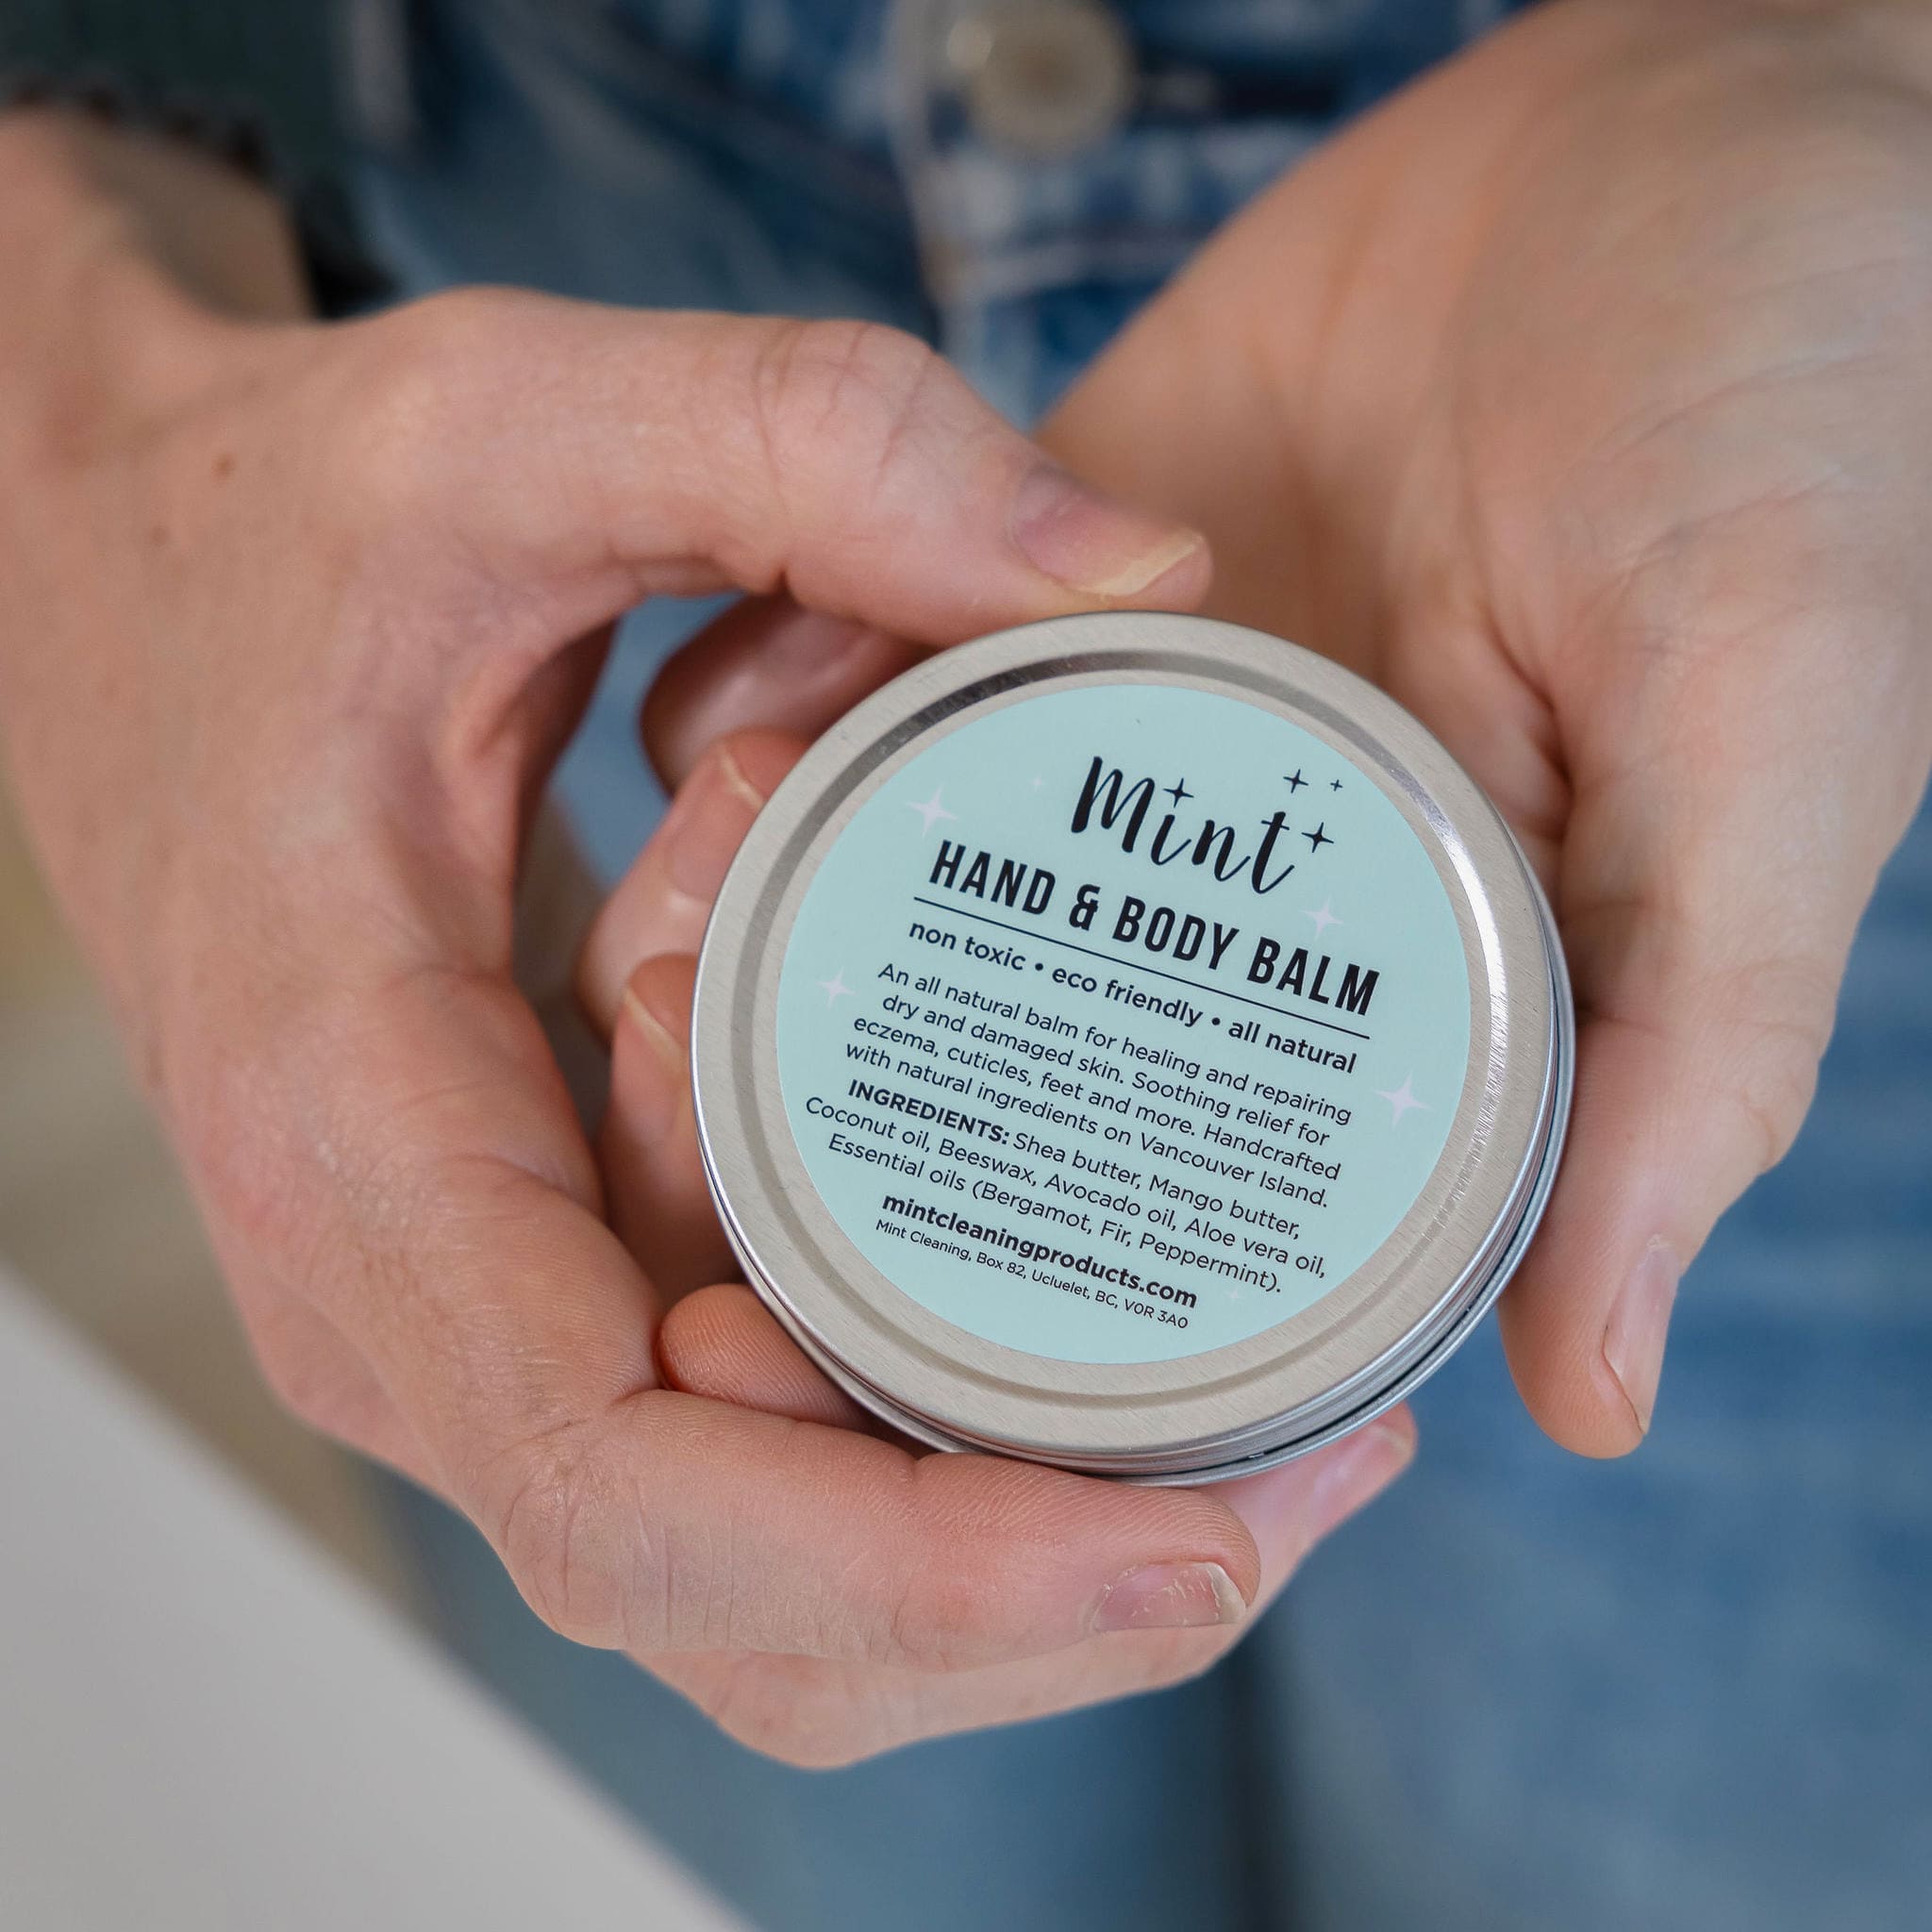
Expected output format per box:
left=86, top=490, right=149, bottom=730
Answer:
left=5, top=0, right=1929, bottom=1765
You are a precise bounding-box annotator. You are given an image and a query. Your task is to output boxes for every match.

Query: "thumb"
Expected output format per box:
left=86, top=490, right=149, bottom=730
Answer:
left=1500, top=610, right=1929, bottom=1456
left=358, top=294, right=1208, bottom=646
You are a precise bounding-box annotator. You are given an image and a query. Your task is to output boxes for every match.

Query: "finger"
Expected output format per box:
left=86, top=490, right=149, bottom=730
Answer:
left=576, top=730, right=805, bottom=1038
left=488, top=1388, right=1280, bottom=1671
left=1212, top=1406, right=1417, bottom=1604
left=295, top=957, right=1274, bottom=1669
left=272, top=297, right=1226, bottom=1668
left=597, top=952, right=740, bottom=1305
left=372, top=299, right=1209, bottom=659
left=641, top=1412, right=1416, bottom=1766
left=642, top=597, right=923, bottom=792
left=657, top=1282, right=874, bottom=1431
left=1499, top=602, right=1930, bottom=1456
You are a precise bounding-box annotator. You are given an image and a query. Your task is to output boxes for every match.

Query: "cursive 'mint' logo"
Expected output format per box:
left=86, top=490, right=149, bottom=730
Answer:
left=1070, top=757, right=1302, bottom=895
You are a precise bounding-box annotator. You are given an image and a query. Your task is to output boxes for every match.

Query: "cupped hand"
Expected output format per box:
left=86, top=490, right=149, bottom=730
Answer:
left=0, top=112, right=1418, bottom=1769
left=641, top=0, right=1932, bottom=1457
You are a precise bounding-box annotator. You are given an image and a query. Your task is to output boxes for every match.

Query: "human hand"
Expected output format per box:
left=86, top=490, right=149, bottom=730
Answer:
left=571, top=724, right=1412, bottom=1760
left=0, top=112, right=1421, bottom=1767
left=638, top=0, right=1932, bottom=1457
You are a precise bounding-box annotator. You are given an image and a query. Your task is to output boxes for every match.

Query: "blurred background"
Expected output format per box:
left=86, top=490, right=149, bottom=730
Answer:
left=0, top=781, right=747, bottom=1932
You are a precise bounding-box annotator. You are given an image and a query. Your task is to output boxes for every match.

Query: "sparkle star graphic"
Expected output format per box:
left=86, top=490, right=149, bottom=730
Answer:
left=1374, top=1074, right=1430, bottom=1126
left=816, top=970, right=856, bottom=1007
left=1282, top=769, right=1307, bottom=793
left=1305, top=899, right=1342, bottom=940
left=1164, top=777, right=1193, bottom=807
left=1303, top=821, right=1334, bottom=854
left=906, top=785, right=958, bottom=836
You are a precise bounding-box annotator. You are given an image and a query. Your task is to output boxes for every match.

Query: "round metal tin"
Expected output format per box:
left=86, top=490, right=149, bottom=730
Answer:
left=691, top=612, right=1572, bottom=1481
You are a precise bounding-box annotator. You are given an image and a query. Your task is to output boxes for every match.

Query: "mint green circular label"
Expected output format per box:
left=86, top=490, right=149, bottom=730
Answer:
left=775, top=684, right=1470, bottom=1364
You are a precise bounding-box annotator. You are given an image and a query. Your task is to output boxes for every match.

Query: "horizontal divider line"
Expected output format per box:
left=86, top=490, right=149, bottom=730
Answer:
left=908, top=896, right=1373, bottom=1043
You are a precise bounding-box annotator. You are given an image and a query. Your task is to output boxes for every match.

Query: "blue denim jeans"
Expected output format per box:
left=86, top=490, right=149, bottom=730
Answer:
left=352, top=5, right=1932, bottom=1926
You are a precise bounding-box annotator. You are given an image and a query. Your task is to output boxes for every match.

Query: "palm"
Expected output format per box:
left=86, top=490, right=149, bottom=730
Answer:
left=1042, top=0, right=1932, bottom=1452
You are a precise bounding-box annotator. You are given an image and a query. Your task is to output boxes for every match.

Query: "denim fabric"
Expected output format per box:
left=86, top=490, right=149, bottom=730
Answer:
left=353, top=4, right=1932, bottom=1927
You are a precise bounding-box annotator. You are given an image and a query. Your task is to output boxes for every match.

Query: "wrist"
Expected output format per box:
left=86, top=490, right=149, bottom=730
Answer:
left=0, top=109, right=310, bottom=449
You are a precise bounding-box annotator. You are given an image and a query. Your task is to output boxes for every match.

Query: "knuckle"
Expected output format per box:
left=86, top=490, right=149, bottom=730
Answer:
left=324, top=289, right=530, bottom=522
left=485, top=1431, right=642, bottom=1651
left=748, top=318, right=953, bottom=503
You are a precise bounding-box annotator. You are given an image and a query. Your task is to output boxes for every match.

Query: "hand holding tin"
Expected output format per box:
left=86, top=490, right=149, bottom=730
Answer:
left=575, top=727, right=1415, bottom=1764
left=1042, top=0, right=1932, bottom=1456
left=0, top=113, right=1245, bottom=1764
left=646, top=0, right=1932, bottom=1457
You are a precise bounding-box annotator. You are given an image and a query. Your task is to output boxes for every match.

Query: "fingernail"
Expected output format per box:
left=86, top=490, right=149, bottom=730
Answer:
left=662, top=744, right=769, bottom=901
left=1603, top=1239, right=1680, bottom=1436
left=618, top=985, right=685, bottom=1145
left=1009, top=463, right=1207, bottom=599
left=1309, top=1414, right=1417, bottom=1539
left=1091, top=1561, right=1245, bottom=1634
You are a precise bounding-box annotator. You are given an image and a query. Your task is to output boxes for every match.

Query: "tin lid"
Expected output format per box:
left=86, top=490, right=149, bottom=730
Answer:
left=691, top=613, right=1571, bottom=1478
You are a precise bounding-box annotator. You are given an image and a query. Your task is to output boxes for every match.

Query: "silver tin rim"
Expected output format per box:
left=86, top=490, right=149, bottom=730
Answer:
left=691, top=613, right=1573, bottom=1481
